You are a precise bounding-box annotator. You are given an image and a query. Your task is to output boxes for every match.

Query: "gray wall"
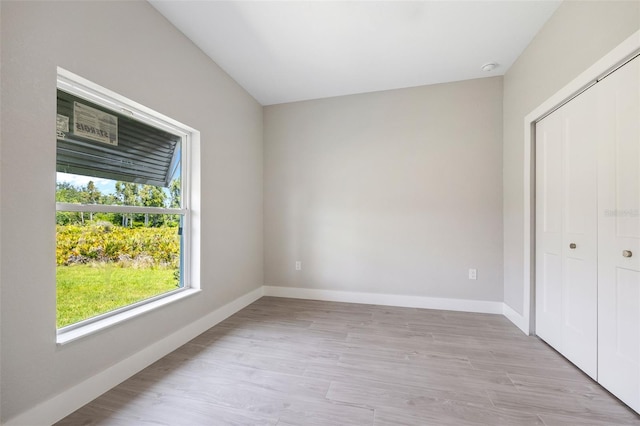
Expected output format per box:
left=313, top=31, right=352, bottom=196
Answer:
left=264, top=77, right=503, bottom=301
left=503, top=1, right=640, bottom=314
left=0, top=1, right=263, bottom=421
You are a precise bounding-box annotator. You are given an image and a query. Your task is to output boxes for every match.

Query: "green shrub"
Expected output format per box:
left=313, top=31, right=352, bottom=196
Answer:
left=56, top=223, right=180, bottom=268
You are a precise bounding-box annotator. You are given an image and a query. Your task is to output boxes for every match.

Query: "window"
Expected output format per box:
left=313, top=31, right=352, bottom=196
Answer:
left=55, top=69, right=199, bottom=339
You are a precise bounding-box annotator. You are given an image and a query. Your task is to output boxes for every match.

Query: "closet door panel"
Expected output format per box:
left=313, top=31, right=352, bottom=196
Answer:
left=561, top=88, right=599, bottom=379
left=598, top=55, right=640, bottom=413
left=536, top=112, right=564, bottom=350
left=536, top=85, right=598, bottom=378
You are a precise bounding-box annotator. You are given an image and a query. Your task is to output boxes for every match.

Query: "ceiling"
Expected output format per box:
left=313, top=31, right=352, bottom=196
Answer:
left=149, top=1, right=562, bottom=106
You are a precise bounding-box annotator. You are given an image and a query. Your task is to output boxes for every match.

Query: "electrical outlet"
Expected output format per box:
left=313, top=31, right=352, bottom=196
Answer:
left=295, top=261, right=302, bottom=271
left=468, top=268, right=477, bottom=280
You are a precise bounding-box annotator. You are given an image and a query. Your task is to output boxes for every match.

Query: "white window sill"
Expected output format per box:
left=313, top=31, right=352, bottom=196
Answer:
left=57, top=288, right=201, bottom=346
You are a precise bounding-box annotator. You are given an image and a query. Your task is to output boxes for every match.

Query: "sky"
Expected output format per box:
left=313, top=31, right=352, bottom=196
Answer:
left=57, top=172, right=117, bottom=195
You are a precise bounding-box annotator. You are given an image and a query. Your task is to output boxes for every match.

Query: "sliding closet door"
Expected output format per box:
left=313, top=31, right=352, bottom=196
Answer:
left=597, top=55, right=640, bottom=412
left=536, top=87, right=598, bottom=379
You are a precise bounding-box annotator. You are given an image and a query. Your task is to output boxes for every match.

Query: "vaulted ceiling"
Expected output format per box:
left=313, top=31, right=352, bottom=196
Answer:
left=150, top=1, right=562, bottom=105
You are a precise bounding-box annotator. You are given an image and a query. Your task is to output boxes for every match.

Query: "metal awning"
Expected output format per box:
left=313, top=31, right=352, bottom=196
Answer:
left=56, top=90, right=180, bottom=188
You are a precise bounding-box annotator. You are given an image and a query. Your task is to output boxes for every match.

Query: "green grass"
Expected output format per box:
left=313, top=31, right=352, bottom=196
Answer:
left=56, top=264, right=178, bottom=328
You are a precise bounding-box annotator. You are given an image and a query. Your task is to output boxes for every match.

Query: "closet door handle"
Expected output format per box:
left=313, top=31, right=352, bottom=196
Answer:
left=623, top=250, right=633, bottom=258
left=569, top=243, right=577, bottom=249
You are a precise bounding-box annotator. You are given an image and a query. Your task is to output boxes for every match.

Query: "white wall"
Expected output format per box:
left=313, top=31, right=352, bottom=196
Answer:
left=0, top=1, right=263, bottom=422
left=503, top=1, right=640, bottom=315
left=264, top=77, right=503, bottom=302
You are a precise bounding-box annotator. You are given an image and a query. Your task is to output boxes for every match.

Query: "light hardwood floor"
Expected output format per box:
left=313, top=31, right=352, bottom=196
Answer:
left=57, top=297, right=640, bottom=425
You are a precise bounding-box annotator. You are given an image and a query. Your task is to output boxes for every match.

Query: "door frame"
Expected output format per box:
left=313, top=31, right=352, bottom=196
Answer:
left=521, top=30, right=640, bottom=335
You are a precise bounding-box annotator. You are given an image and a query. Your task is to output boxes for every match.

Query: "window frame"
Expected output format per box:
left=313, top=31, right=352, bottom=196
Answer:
left=55, top=68, right=199, bottom=343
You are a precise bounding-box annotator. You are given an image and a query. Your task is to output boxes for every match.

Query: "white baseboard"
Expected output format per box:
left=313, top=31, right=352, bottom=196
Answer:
left=4, top=287, right=264, bottom=426
left=502, top=303, right=530, bottom=335
left=263, top=285, right=504, bottom=315
left=264, top=286, right=531, bottom=335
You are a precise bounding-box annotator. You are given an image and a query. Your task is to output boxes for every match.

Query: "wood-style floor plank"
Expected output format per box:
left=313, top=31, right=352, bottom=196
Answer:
left=56, top=297, right=640, bottom=425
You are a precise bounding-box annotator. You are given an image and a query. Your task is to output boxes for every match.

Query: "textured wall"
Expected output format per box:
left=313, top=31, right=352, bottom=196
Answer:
left=265, top=77, right=503, bottom=302
left=0, top=1, right=263, bottom=421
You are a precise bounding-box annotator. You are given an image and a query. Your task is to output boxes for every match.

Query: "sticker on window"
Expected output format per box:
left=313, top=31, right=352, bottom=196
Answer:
left=56, top=114, right=69, bottom=139
left=56, top=114, right=69, bottom=132
left=73, top=102, right=118, bottom=146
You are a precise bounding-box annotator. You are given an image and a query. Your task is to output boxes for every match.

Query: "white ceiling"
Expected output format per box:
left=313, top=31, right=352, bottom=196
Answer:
left=149, top=1, right=562, bottom=106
